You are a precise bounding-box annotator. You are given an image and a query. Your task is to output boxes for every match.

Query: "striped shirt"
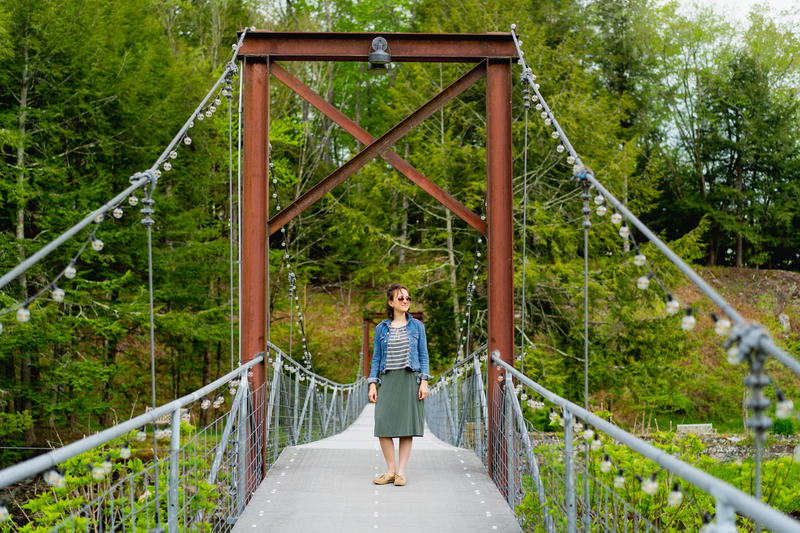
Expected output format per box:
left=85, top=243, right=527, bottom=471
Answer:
left=384, top=326, right=410, bottom=371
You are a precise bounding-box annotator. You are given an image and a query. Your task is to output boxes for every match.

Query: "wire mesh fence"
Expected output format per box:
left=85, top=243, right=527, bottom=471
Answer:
left=264, top=343, right=368, bottom=468
left=426, top=351, right=800, bottom=532
left=0, top=348, right=368, bottom=531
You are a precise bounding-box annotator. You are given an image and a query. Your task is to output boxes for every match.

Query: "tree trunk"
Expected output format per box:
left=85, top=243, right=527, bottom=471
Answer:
left=17, top=41, right=36, bottom=444
left=734, top=155, right=744, bottom=267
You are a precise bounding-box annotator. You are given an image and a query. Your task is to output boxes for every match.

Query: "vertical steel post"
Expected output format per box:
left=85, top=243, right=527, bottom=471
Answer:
left=485, top=57, right=514, bottom=479
left=167, top=409, right=181, bottom=532
left=236, top=383, right=248, bottom=515
left=564, top=409, right=577, bottom=533
left=505, top=378, right=516, bottom=506
left=242, top=58, right=269, bottom=484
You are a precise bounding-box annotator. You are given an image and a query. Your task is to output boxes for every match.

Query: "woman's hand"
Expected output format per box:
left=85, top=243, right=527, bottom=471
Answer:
left=368, top=383, right=378, bottom=403
left=418, top=380, right=429, bottom=400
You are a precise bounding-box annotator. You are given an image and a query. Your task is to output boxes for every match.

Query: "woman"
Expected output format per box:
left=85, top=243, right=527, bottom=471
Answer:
left=367, top=283, right=432, bottom=487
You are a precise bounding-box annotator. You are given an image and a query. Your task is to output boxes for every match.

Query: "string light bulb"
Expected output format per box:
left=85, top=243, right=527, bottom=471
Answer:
left=214, top=97, right=222, bottom=106
left=776, top=391, right=793, bottom=419
left=681, top=308, right=696, bottom=331
left=636, top=273, right=652, bottom=290
left=726, top=344, right=741, bottom=365
left=596, top=204, right=607, bottom=216
left=16, top=307, right=30, bottom=323
left=556, top=145, right=565, bottom=153
left=668, top=482, right=683, bottom=506
left=544, top=118, right=552, bottom=126
left=205, top=110, right=212, bottom=118
left=0, top=500, right=8, bottom=522
left=44, top=469, right=66, bottom=488
left=120, top=444, right=131, bottom=460
left=613, top=469, right=626, bottom=489
left=113, top=207, right=123, bottom=219
left=640, top=473, right=658, bottom=495
left=666, top=295, right=680, bottom=315
left=591, top=434, right=602, bottom=451
left=711, top=313, right=731, bottom=336
left=91, top=464, right=106, bottom=481
left=135, top=431, right=147, bottom=442
left=52, top=287, right=65, bottom=303
left=551, top=131, right=559, bottom=139
left=92, top=239, right=104, bottom=252
left=583, top=428, right=595, bottom=441
left=128, top=195, right=139, bottom=206
left=197, top=113, right=205, bottom=121
left=169, top=151, right=177, bottom=159
left=183, top=137, right=192, bottom=145
left=619, top=224, right=630, bottom=238
left=567, top=156, right=576, bottom=165
left=163, top=161, right=172, bottom=171
left=600, top=455, right=612, bottom=473
left=94, top=213, right=104, bottom=223
left=610, top=212, right=622, bottom=225
left=633, top=254, right=646, bottom=267
left=594, top=195, right=605, bottom=206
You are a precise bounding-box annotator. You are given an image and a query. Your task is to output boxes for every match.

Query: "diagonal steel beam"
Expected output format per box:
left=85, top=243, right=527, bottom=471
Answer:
left=270, top=62, right=487, bottom=235
left=269, top=61, right=487, bottom=234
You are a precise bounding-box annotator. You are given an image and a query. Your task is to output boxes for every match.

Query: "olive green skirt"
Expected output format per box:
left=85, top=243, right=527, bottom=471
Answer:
left=374, top=369, right=425, bottom=438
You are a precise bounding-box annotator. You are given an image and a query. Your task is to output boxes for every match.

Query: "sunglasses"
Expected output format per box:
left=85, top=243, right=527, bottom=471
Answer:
left=395, top=296, right=412, bottom=302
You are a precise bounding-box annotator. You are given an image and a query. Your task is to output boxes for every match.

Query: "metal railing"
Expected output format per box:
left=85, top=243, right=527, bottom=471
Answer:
left=264, top=343, right=368, bottom=465
left=425, top=351, right=800, bottom=532
left=0, top=346, right=368, bottom=531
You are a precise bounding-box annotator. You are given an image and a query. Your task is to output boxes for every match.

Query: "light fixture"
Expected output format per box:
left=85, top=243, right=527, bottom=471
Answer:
left=368, top=36, right=391, bottom=73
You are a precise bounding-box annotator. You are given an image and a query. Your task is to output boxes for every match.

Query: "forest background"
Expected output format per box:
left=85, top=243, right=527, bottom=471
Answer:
left=1, top=0, right=799, bottom=467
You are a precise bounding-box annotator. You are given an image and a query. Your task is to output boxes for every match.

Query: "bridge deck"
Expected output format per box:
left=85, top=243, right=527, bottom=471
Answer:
left=233, top=404, right=522, bottom=532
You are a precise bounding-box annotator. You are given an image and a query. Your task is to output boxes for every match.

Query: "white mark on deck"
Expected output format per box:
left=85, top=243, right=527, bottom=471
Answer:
left=373, top=526, right=379, bottom=529
left=374, top=489, right=379, bottom=495
left=485, top=511, right=492, bottom=517
left=460, top=459, right=465, bottom=463
left=471, top=482, right=476, bottom=485
left=373, top=511, right=379, bottom=518
left=475, top=490, right=481, bottom=495
left=270, top=489, right=277, bottom=494
left=465, top=473, right=471, bottom=478
left=463, top=467, right=468, bottom=470
left=480, top=500, right=485, bottom=504
left=290, top=458, right=295, bottom=462
left=266, top=500, right=271, bottom=503
left=252, top=524, right=257, bottom=528
left=281, top=472, right=286, bottom=476
left=492, top=526, right=498, bottom=530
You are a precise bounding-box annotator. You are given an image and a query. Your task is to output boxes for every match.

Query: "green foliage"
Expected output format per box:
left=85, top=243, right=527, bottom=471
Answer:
left=772, top=418, right=795, bottom=436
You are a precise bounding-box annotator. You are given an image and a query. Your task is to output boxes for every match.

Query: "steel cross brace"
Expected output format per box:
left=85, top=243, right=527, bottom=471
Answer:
left=268, top=61, right=488, bottom=233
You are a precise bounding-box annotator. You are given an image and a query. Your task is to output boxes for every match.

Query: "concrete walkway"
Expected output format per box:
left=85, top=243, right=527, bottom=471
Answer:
left=232, top=403, right=522, bottom=532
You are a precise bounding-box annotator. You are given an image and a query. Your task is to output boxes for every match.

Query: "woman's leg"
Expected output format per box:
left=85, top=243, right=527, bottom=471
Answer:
left=378, top=437, right=396, bottom=474
left=397, top=436, right=413, bottom=476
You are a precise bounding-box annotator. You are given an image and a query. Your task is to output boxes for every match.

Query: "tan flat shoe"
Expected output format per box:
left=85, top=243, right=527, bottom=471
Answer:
left=373, top=473, right=395, bottom=485
left=394, top=474, right=406, bottom=486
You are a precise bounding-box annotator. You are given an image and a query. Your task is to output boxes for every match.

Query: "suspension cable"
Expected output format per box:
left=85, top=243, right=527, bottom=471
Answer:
left=520, top=78, right=530, bottom=373
left=227, top=76, right=236, bottom=372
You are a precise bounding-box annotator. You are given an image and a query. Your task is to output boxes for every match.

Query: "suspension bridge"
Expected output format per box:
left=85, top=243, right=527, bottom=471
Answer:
left=1, top=29, right=799, bottom=532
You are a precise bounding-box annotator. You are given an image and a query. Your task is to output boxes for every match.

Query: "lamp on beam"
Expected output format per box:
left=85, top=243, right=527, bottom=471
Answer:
left=368, top=36, right=391, bottom=73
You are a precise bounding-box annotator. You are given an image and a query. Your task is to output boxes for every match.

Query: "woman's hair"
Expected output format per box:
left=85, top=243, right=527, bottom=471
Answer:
left=385, top=283, right=409, bottom=319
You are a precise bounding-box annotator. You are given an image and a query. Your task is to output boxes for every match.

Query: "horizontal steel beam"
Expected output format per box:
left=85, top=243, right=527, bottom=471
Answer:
left=269, top=62, right=486, bottom=233
left=269, top=62, right=487, bottom=235
left=238, top=32, right=519, bottom=62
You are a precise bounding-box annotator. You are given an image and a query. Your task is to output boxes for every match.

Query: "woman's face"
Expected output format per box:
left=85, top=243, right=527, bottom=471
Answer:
left=388, top=288, right=411, bottom=314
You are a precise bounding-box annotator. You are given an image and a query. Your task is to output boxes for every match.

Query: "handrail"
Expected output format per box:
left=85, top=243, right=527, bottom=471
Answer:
left=0, top=356, right=263, bottom=489
left=491, top=354, right=800, bottom=533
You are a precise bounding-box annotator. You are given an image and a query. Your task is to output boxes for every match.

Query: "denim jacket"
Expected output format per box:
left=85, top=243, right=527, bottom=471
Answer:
left=367, top=313, right=432, bottom=385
